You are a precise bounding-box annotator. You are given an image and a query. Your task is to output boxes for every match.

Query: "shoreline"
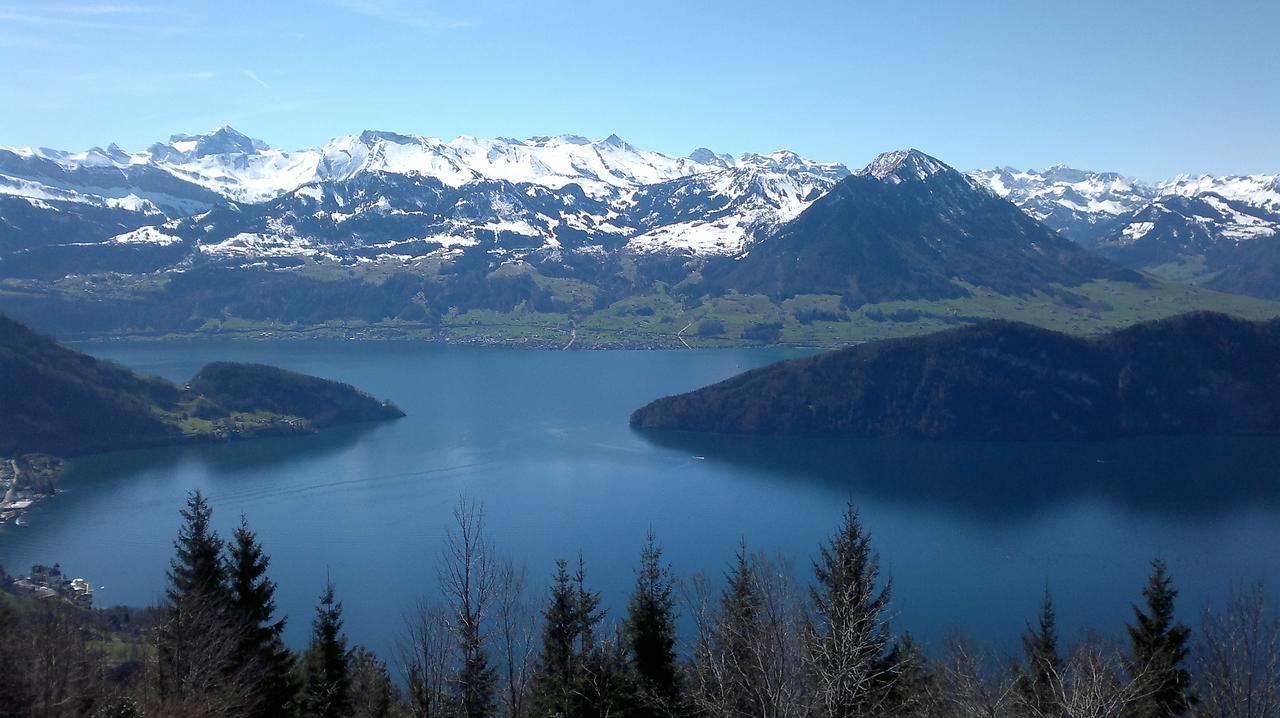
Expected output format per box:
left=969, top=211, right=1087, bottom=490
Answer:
left=0, top=455, right=62, bottom=527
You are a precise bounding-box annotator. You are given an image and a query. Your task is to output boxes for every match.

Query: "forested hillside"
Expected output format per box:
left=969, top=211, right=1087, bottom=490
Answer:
left=0, top=314, right=402, bottom=457
left=631, top=312, right=1280, bottom=439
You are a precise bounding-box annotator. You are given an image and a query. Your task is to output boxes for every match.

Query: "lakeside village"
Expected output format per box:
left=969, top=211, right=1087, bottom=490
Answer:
left=2, top=564, right=94, bottom=608
left=0, top=455, right=61, bottom=527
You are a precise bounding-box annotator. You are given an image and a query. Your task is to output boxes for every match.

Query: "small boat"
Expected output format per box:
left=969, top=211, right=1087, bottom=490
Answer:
left=14, top=516, right=28, bottom=527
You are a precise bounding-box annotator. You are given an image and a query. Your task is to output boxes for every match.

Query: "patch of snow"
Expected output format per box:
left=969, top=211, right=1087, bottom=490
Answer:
left=1160, top=174, right=1280, bottom=214
left=1120, top=222, right=1155, bottom=242
left=108, top=226, right=183, bottom=246
left=199, top=233, right=321, bottom=258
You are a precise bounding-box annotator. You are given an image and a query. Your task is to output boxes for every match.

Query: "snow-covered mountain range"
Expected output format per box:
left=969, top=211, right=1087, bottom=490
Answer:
left=0, top=126, right=850, bottom=262
left=3, top=126, right=712, bottom=205
left=968, top=166, right=1153, bottom=242
left=1, top=127, right=1278, bottom=302
left=968, top=165, right=1280, bottom=293
left=969, top=165, right=1280, bottom=247
left=4, top=133, right=1279, bottom=343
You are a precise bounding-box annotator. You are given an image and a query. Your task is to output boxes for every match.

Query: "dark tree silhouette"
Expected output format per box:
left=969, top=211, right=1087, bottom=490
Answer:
left=624, top=530, right=683, bottom=716
left=806, top=503, right=897, bottom=717
left=228, top=515, right=298, bottom=716
left=302, top=580, right=353, bottom=718
left=1016, top=588, right=1064, bottom=717
left=1127, top=559, right=1194, bottom=717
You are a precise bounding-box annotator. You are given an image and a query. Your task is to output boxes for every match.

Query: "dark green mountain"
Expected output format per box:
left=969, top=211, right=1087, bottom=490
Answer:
left=1205, top=234, right=1280, bottom=299
left=706, top=149, right=1141, bottom=305
left=630, top=312, right=1280, bottom=440
left=0, top=314, right=403, bottom=457
left=190, top=362, right=403, bottom=428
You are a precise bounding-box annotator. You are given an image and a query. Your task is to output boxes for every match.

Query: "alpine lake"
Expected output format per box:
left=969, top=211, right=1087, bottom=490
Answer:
left=3, top=340, right=1279, bottom=661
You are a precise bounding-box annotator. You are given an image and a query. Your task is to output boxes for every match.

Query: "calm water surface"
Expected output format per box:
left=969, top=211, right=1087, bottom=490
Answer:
left=2, top=341, right=1279, bottom=661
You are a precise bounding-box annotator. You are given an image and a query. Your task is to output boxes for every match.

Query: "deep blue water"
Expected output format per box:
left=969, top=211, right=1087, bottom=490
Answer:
left=2, top=341, right=1279, bottom=664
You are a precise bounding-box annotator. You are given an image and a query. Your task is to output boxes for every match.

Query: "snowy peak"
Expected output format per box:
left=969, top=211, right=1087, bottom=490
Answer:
left=967, top=165, right=1155, bottom=241
left=622, top=150, right=850, bottom=256
left=312, top=131, right=713, bottom=198
left=151, top=126, right=270, bottom=160
left=688, top=147, right=734, bottom=168
left=1159, top=174, right=1280, bottom=215
left=738, top=150, right=850, bottom=178
left=972, top=165, right=1149, bottom=203
left=1039, top=164, right=1131, bottom=187
left=1109, top=193, right=1279, bottom=247
left=859, top=149, right=952, bottom=184
left=2, top=129, right=852, bottom=209
left=969, top=164, right=1280, bottom=246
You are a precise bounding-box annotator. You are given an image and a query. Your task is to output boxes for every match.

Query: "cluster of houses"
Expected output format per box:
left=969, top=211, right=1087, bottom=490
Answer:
left=0, top=497, right=35, bottom=526
left=4, top=564, right=94, bottom=608
left=0, top=455, right=60, bottom=527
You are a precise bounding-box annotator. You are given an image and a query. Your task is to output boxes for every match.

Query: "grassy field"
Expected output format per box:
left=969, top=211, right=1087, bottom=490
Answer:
left=574, top=278, right=1280, bottom=348
left=23, top=272, right=1280, bottom=349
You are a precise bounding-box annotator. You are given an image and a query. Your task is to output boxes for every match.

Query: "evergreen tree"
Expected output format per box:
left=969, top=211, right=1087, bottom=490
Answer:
left=807, top=503, right=895, bottom=718
left=228, top=515, right=299, bottom=716
left=155, top=490, right=248, bottom=713
left=575, top=556, right=604, bottom=656
left=302, top=580, right=353, bottom=718
left=579, top=627, right=636, bottom=718
left=531, top=556, right=608, bottom=718
left=0, top=599, right=33, bottom=710
left=624, top=530, right=683, bottom=716
left=457, top=615, right=497, bottom=718
left=1126, top=559, right=1194, bottom=717
left=1016, top=588, right=1063, bottom=717
left=875, top=634, right=934, bottom=717
left=694, top=542, right=764, bottom=717
left=166, top=489, right=228, bottom=605
left=532, top=560, right=581, bottom=717
left=349, top=646, right=399, bottom=718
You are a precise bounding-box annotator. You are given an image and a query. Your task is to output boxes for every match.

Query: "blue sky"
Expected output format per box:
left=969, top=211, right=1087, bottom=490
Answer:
left=1, top=0, right=1276, bottom=179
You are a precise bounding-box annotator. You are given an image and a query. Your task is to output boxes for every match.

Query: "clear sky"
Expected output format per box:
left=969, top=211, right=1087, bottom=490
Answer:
left=1, top=0, right=1276, bottom=179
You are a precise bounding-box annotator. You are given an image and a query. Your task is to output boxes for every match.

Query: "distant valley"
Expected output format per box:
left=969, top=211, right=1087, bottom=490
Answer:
left=1, top=128, right=1278, bottom=346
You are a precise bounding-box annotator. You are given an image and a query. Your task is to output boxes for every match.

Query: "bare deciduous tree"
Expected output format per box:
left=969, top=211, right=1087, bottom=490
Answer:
left=146, top=588, right=263, bottom=718
left=1195, top=582, right=1280, bottom=718
left=439, top=496, right=499, bottom=717
left=686, top=549, right=809, bottom=718
left=935, top=634, right=1159, bottom=718
left=1050, top=636, right=1156, bottom=718
left=930, top=637, right=1019, bottom=718
left=399, top=598, right=454, bottom=718
left=495, top=559, right=537, bottom=718
left=10, top=602, right=103, bottom=718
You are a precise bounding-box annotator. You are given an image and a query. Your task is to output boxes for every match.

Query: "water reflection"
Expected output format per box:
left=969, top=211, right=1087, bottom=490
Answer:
left=635, top=430, right=1280, bottom=521
left=62, top=421, right=382, bottom=483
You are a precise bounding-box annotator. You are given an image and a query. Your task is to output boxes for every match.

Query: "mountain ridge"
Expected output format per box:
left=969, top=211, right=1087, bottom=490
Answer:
left=2, top=132, right=1278, bottom=345
left=705, top=150, right=1139, bottom=305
